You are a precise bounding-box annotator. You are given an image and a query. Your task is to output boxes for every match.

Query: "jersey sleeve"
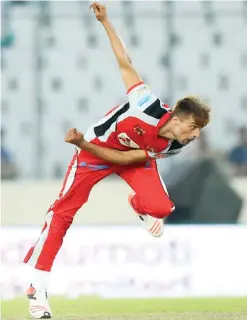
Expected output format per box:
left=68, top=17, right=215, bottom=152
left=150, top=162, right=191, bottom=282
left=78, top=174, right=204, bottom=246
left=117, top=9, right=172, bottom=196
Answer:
left=127, top=82, right=170, bottom=119
left=127, top=82, right=157, bottom=109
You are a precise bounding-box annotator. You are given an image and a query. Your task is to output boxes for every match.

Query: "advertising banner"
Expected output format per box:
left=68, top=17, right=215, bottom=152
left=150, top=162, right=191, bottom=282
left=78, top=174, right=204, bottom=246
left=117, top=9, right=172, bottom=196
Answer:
left=1, top=226, right=247, bottom=299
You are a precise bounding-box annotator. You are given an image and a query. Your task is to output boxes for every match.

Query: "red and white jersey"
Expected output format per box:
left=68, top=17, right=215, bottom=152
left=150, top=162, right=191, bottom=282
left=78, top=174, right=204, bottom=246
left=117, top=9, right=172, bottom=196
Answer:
left=85, top=82, right=184, bottom=159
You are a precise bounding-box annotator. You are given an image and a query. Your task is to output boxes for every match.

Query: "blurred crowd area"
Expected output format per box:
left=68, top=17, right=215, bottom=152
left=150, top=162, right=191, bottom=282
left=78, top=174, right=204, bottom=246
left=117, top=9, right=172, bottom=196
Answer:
left=1, top=0, right=247, bottom=180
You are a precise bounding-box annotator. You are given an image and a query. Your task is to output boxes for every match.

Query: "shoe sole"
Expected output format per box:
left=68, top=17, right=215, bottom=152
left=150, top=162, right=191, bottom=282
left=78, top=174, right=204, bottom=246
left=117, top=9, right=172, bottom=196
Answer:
left=29, top=312, right=51, bottom=319
left=29, top=310, right=51, bottom=319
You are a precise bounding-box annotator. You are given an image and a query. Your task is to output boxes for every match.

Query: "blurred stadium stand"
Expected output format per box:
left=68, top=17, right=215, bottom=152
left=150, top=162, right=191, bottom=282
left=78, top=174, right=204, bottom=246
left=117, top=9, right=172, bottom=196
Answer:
left=1, top=1, right=247, bottom=225
left=2, top=175, right=247, bottom=226
left=1, top=1, right=247, bottom=179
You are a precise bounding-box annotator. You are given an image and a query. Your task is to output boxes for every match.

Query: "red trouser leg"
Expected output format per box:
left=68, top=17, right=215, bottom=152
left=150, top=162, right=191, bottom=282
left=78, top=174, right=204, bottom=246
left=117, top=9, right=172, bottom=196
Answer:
left=119, top=160, right=174, bottom=219
left=24, top=150, right=114, bottom=271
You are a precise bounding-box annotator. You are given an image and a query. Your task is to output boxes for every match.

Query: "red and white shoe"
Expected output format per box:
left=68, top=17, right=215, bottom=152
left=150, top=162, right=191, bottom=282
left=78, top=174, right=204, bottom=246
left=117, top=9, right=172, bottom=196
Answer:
left=128, top=192, right=164, bottom=237
left=27, top=284, right=52, bottom=319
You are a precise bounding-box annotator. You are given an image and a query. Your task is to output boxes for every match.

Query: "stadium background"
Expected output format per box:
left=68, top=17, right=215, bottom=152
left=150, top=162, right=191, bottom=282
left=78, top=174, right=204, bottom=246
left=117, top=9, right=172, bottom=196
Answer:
left=1, top=1, right=247, bottom=319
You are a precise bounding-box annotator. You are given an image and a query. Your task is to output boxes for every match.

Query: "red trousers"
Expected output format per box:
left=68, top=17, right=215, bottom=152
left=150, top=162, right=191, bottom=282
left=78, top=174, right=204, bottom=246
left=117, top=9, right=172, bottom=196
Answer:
left=24, top=149, right=174, bottom=271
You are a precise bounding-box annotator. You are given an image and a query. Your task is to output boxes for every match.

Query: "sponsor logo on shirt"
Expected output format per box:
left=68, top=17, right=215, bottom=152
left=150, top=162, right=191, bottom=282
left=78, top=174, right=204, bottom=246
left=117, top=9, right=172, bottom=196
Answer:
left=138, top=95, right=151, bottom=106
left=118, top=133, right=140, bottom=148
left=79, top=162, right=109, bottom=170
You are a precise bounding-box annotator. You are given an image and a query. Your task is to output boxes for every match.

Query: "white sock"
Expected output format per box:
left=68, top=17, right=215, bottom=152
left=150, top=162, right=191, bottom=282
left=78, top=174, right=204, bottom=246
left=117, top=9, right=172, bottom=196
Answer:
left=30, top=267, right=50, bottom=291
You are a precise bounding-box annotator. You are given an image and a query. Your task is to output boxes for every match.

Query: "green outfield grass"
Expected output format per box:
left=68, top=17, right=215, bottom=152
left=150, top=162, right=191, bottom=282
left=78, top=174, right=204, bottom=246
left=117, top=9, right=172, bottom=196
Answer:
left=2, top=296, right=247, bottom=320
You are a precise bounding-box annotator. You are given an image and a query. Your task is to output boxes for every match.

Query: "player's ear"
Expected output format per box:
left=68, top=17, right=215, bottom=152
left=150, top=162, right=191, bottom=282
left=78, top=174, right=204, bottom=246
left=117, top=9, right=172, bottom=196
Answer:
left=171, top=114, right=179, bottom=124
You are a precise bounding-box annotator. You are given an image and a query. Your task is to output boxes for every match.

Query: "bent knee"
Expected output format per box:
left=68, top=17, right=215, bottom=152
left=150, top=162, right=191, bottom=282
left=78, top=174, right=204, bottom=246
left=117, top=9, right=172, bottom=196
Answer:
left=149, top=201, right=175, bottom=219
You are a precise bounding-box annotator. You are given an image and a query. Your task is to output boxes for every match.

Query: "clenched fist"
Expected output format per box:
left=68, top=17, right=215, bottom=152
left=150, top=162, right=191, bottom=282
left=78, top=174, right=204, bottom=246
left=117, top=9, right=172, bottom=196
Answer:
left=90, top=2, right=107, bottom=22
left=65, top=128, right=84, bottom=147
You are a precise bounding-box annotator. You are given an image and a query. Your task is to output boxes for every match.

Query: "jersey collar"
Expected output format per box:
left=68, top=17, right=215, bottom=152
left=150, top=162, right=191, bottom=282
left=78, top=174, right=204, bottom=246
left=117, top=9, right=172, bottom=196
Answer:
left=155, top=111, right=172, bottom=137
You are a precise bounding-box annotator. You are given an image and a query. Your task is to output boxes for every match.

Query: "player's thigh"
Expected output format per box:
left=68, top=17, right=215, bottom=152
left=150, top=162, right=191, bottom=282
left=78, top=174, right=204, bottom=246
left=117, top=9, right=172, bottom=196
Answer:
left=51, top=149, right=114, bottom=215
left=119, top=161, right=170, bottom=206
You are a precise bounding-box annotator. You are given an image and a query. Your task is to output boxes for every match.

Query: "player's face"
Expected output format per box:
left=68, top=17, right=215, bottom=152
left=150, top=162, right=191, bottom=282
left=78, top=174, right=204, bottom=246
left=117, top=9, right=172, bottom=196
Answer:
left=171, top=115, right=201, bottom=145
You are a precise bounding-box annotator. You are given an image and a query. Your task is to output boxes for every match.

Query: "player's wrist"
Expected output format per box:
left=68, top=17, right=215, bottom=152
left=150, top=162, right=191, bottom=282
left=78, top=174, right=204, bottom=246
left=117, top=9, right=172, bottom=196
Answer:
left=76, top=138, right=86, bottom=149
left=101, top=18, right=110, bottom=26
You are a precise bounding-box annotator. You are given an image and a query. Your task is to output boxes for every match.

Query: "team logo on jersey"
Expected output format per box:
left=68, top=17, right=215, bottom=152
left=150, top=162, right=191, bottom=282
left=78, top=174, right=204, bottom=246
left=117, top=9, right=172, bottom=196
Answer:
left=134, top=125, right=145, bottom=136
left=118, top=133, right=140, bottom=148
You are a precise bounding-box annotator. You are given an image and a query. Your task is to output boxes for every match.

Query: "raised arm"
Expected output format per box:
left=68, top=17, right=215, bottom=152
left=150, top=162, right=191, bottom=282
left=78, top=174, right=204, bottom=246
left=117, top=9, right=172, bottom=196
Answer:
left=65, top=128, right=148, bottom=165
left=90, top=2, right=142, bottom=91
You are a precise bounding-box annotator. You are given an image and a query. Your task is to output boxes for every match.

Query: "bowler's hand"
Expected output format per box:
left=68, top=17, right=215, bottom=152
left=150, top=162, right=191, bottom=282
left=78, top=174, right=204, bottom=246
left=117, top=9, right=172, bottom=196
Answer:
left=90, top=2, right=107, bottom=22
left=65, top=128, right=84, bottom=147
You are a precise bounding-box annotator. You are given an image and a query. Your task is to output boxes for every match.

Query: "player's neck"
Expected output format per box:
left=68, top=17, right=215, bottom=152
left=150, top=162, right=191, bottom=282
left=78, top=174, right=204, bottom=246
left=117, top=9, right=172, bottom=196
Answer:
left=158, top=122, right=175, bottom=140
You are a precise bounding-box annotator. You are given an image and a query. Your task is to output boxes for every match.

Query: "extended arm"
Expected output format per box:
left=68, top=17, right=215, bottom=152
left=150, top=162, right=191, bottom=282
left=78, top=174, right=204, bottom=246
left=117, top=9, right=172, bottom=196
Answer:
left=65, top=128, right=148, bottom=165
left=90, top=2, right=142, bottom=91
